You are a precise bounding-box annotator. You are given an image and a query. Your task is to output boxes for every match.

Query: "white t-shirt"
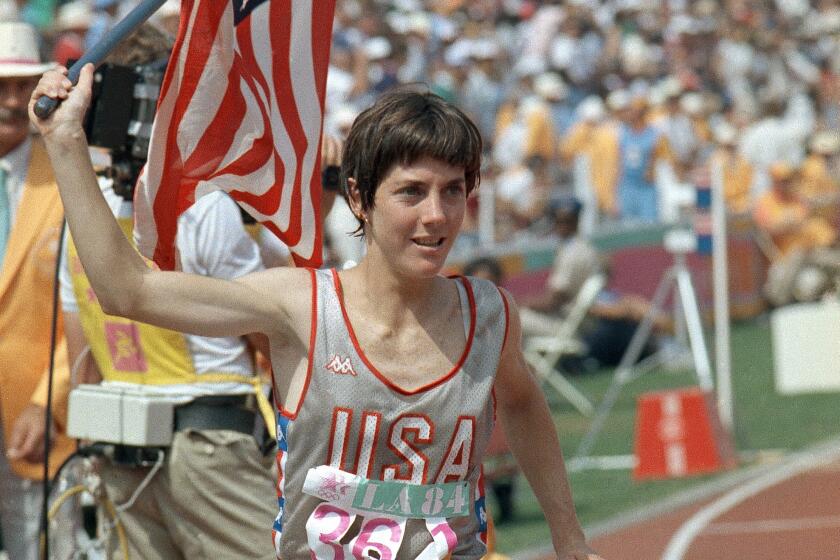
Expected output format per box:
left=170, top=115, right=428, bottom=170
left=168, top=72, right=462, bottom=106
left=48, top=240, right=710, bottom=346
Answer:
left=60, top=182, right=263, bottom=396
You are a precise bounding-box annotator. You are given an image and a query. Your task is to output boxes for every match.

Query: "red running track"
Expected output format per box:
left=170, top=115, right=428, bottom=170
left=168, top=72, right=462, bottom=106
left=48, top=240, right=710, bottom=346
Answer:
left=527, top=448, right=840, bottom=560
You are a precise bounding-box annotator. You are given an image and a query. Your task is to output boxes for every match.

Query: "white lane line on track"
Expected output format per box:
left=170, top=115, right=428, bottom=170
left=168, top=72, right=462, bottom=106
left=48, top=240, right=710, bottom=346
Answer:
left=704, top=515, right=840, bottom=535
left=660, top=445, right=840, bottom=560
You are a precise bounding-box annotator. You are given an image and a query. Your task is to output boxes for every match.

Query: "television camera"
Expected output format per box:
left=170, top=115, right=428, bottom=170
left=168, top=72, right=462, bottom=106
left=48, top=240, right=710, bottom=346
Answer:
left=83, top=58, right=167, bottom=199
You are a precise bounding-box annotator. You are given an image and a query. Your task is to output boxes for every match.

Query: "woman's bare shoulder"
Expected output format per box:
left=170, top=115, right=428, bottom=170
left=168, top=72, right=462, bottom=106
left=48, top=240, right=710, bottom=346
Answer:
left=237, top=266, right=315, bottom=299
left=241, top=265, right=313, bottom=285
left=237, top=266, right=317, bottom=324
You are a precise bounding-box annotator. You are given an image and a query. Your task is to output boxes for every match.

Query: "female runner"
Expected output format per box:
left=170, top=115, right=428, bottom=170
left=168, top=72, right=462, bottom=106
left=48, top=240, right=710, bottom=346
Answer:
left=31, top=64, right=604, bottom=560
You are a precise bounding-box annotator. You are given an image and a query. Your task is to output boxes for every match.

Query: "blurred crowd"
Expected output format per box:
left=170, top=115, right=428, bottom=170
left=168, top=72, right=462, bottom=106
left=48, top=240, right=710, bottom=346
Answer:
left=323, top=0, right=840, bottom=305
left=321, top=2, right=840, bottom=221
left=4, top=0, right=840, bottom=303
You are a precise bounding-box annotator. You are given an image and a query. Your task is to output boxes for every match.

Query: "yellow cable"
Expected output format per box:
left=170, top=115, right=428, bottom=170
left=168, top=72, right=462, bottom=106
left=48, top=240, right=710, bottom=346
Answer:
left=44, top=484, right=130, bottom=559
left=102, top=495, right=130, bottom=559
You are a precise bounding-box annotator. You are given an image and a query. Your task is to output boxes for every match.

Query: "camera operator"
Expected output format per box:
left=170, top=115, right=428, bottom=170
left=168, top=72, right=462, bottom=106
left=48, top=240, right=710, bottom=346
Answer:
left=0, top=21, right=76, bottom=560
left=58, top=24, right=279, bottom=559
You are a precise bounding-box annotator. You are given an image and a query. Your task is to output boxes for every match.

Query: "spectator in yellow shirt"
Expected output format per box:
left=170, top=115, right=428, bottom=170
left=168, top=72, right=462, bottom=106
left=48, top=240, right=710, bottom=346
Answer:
left=754, top=162, right=836, bottom=258
left=709, top=122, right=754, bottom=215
left=494, top=76, right=558, bottom=166
left=753, top=162, right=838, bottom=305
left=798, top=131, right=840, bottom=218
left=560, top=95, right=620, bottom=220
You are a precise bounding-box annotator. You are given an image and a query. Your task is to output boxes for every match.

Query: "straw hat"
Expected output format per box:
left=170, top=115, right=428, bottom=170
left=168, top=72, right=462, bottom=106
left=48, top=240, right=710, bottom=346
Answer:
left=0, top=22, right=56, bottom=77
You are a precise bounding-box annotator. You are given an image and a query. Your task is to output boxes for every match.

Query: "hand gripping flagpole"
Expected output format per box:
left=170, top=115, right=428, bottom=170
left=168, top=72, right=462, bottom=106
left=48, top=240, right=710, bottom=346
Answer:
left=33, top=0, right=168, bottom=119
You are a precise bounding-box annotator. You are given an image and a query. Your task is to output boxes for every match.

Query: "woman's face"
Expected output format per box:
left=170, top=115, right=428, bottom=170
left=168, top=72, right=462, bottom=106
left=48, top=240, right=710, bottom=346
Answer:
left=357, top=157, right=467, bottom=279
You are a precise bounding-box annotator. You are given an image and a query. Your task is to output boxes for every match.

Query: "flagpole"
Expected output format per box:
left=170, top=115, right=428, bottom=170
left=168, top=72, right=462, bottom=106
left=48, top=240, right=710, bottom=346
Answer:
left=33, top=0, right=168, bottom=119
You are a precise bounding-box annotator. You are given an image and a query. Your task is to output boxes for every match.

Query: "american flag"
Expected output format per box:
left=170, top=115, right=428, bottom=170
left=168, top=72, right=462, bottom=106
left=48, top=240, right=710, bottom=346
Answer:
left=134, top=0, right=335, bottom=270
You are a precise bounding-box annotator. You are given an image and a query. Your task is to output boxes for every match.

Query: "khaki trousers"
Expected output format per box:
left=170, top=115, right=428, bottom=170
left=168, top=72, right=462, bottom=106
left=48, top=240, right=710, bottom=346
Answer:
left=101, top=429, right=276, bottom=560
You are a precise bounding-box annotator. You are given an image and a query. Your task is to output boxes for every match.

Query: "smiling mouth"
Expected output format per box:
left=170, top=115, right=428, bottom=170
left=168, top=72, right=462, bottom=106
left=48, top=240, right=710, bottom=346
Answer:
left=413, top=238, right=445, bottom=248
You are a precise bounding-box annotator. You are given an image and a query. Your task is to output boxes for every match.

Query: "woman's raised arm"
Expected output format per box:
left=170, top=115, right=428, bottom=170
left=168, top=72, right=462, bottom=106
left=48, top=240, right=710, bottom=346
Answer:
left=29, top=65, right=298, bottom=340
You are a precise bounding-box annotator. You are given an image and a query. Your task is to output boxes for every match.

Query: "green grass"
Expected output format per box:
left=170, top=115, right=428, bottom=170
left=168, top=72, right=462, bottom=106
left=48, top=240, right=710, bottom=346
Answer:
left=492, top=319, right=840, bottom=554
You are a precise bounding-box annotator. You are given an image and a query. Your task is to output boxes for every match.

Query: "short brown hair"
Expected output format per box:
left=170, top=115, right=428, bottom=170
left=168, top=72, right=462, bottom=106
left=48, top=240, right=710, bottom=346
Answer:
left=340, top=87, right=482, bottom=234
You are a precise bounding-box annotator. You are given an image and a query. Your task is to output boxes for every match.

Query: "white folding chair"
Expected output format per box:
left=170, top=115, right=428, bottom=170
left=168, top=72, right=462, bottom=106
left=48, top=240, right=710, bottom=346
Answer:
left=523, top=274, right=607, bottom=416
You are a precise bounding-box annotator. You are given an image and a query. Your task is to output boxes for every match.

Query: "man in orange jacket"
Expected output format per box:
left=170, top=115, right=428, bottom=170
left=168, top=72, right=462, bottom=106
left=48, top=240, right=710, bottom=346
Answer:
left=0, top=22, right=74, bottom=560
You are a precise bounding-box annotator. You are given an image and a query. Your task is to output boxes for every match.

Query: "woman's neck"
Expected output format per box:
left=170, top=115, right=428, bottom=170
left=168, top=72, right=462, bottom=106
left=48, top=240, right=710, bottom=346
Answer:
left=344, top=255, right=443, bottom=328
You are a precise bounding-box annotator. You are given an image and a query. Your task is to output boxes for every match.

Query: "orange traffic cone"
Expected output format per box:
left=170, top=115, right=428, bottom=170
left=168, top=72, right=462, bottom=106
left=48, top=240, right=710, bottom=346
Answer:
left=633, top=387, right=736, bottom=480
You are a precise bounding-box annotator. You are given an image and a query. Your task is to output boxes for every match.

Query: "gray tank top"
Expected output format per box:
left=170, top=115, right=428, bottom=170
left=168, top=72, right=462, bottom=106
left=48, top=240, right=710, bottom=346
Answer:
left=272, top=269, right=508, bottom=559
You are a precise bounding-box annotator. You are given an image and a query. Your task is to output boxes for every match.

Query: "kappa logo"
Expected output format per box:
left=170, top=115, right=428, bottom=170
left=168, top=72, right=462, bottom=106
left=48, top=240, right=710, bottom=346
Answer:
left=325, top=355, right=357, bottom=376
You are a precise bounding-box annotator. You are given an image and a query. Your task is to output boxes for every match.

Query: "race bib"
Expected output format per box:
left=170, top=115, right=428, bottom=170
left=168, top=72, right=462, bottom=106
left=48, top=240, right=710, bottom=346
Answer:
left=303, top=466, right=464, bottom=560
left=303, top=465, right=470, bottom=519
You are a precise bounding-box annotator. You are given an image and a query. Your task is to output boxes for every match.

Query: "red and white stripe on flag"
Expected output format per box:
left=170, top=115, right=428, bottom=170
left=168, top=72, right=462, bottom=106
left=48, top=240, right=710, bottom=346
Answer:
left=134, top=0, right=335, bottom=270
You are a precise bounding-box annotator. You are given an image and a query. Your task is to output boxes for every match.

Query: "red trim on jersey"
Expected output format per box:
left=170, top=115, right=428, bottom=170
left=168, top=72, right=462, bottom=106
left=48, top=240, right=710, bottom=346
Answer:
left=352, top=411, right=383, bottom=478
left=277, top=268, right=318, bottom=419
left=433, top=416, right=476, bottom=483
left=381, top=414, right=433, bottom=483
left=326, top=407, right=354, bottom=470
left=496, top=286, right=511, bottom=352
left=331, top=269, right=477, bottom=395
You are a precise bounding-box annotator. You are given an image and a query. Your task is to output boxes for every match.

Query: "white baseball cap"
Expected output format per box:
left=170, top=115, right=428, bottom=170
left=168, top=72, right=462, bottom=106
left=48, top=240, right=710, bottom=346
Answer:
left=577, top=95, right=606, bottom=122
left=713, top=122, right=737, bottom=146
left=55, top=0, right=92, bottom=32
left=679, top=92, right=704, bottom=115
left=606, top=89, right=631, bottom=111
left=363, top=36, right=392, bottom=61
left=533, top=72, right=567, bottom=101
